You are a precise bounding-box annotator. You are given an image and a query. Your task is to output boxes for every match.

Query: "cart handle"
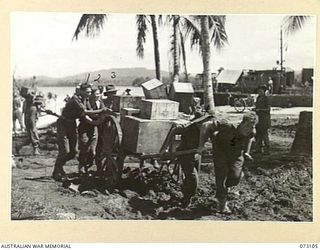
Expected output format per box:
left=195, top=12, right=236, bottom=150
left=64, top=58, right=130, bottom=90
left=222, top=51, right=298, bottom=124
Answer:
left=140, top=148, right=199, bottom=160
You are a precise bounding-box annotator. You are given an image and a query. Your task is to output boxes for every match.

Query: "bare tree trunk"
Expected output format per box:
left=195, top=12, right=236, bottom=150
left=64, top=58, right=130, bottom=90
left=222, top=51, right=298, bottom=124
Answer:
left=150, top=15, right=162, bottom=81
left=180, top=31, right=189, bottom=82
left=172, top=15, right=180, bottom=83
left=200, top=16, right=215, bottom=112
left=291, top=111, right=312, bottom=155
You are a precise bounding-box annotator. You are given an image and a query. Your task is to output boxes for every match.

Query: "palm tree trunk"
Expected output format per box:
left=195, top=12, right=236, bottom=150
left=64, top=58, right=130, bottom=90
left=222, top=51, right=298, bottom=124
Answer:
left=200, top=16, right=215, bottom=112
left=150, top=15, right=162, bottom=81
left=180, top=31, right=189, bottom=82
left=172, top=15, right=180, bottom=83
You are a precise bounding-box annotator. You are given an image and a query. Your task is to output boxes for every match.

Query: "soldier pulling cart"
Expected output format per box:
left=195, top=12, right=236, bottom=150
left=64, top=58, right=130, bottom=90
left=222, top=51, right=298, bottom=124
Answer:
left=92, top=97, right=212, bottom=204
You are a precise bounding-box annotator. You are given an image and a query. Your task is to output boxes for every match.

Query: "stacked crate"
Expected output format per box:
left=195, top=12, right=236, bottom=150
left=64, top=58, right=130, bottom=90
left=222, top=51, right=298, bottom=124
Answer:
left=169, top=82, right=194, bottom=114
left=141, top=78, right=167, bottom=99
left=113, top=95, right=144, bottom=112
left=121, top=79, right=181, bottom=154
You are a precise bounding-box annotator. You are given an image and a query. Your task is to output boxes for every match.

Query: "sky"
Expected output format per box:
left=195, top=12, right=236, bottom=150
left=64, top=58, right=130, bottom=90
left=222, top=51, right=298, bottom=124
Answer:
left=10, top=12, right=316, bottom=78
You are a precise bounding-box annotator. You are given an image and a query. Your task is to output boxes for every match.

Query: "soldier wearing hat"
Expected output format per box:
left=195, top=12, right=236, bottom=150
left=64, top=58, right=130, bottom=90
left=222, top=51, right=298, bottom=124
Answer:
left=254, top=85, right=271, bottom=154
left=102, top=84, right=117, bottom=108
left=22, top=89, right=36, bottom=137
left=52, top=83, right=107, bottom=181
left=77, top=85, right=94, bottom=173
left=24, top=95, right=45, bottom=155
left=77, top=87, right=108, bottom=173
left=12, top=91, right=25, bottom=135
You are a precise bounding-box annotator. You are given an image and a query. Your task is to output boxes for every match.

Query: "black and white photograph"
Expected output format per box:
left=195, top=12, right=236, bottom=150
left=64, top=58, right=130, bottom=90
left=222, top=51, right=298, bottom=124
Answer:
left=11, top=12, right=315, bottom=221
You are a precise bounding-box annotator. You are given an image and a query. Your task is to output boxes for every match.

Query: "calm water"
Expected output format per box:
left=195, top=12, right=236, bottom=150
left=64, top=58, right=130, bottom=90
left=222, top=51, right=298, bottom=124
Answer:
left=38, top=86, right=144, bottom=113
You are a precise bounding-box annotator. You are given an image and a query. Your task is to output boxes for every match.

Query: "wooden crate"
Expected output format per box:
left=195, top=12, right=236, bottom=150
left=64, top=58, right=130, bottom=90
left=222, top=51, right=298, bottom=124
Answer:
left=170, top=82, right=194, bottom=96
left=141, top=78, right=167, bottom=99
left=112, top=95, right=144, bottom=112
left=140, top=99, right=179, bottom=120
left=120, top=107, right=140, bottom=117
left=168, top=82, right=194, bottom=113
left=121, top=116, right=175, bottom=154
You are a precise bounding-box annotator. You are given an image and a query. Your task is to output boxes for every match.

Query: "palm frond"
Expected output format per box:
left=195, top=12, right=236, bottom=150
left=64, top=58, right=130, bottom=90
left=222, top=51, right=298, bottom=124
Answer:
left=283, top=15, right=311, bottom=35
left=208, top=15, right=228, bottom=50
left=168, top=33, right=175, bottom=53
left=136, top=15, right=148, bottom=58
left=72, top=14, right=107, bottom=41
left=180, top=15, right=201, bottom=51
left=158, top=14, right=170, bottom=26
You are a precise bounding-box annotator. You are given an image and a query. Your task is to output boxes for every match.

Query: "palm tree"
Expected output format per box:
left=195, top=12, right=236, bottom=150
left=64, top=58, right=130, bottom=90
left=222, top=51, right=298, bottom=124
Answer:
left=200, top=16, right=214, bottom=111
left=182, top=15, right=228, bottom=112
left=282, top=15, right=312, bottom=155
left=73, top=14, right=162, bottom=81
left=72, top=14, right=108, bottom=40
left=180, top=31, right=189, bottom=82
left=282, top=15, right=311, bottom=35
left=136, top=15, right=162, bottom=81
left=166, top=15, right=190, bottom=82
left=159, top=15, right=187, bottom=82
left=164, top=14, right=227, bottom=87
left=172, top=15, right=180, bottom=82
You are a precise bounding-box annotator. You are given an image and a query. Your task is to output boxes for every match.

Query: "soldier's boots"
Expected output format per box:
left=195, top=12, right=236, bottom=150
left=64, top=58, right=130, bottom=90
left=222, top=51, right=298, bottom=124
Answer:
left=218, top=198, right=232, bottom=214
left=52, top=169, right=66, bottom=182
left=180, top=196, right=192, bottom=208
left=33, top=148, right=40, bottom=155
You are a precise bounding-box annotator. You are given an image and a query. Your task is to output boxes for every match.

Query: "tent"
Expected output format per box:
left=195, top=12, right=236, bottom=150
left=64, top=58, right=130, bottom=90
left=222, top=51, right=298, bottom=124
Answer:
left=216, top=70, right=243, bottom=85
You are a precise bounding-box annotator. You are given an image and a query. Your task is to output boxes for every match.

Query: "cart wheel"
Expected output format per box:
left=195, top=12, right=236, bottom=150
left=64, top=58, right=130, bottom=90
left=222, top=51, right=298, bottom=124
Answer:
left=97, top=115, right=123, bottom=185
left=234, top=98, right=246, bottom=113
left=100, top=115, right=122, bottom=152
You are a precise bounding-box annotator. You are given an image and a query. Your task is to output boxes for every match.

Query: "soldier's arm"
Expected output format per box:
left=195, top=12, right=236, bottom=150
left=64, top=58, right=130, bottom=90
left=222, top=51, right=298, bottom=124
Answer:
left=198, top=121, right=217, bottom=153
left=39, top=107, right=60, bottom=118
left=84, top=107, right=111, bottom=115
left=243, top=133, right=255, bottom=161
left=72, top=95, right=111, bottom=116
left=160, top=124, right=187, bottom=153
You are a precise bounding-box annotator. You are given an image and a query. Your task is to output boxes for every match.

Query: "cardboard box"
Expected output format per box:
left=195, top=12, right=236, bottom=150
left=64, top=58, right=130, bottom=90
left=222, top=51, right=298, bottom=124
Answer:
left=141, top=78, right=167, bottom=99
left=140, top=99, right=179, bottom=120
left=112, top=95, right=144, bottom=112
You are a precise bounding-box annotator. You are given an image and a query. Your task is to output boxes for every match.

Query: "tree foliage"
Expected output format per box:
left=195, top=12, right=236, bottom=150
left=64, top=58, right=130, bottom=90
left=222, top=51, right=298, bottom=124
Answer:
left=73, top=14, right=107, bottom=40
left=283, top=15, right=311, bottom=35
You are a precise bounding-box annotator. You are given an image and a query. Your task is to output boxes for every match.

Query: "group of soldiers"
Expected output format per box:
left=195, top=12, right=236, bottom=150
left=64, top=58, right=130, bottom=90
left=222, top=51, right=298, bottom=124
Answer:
left=52, top=83, right=117, bottom=181
left=13, top=81, right=271, bottom=214
left=12, top=89, right=57, bottom=155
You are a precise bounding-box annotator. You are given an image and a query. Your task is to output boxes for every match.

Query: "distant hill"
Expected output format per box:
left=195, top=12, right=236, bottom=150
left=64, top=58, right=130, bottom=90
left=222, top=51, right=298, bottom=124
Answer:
left=18, top=68, right=171, bottom=87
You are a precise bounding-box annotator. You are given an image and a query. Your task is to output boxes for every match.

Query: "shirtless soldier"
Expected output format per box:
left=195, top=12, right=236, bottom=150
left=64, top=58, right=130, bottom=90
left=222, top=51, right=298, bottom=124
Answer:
left=197, top=112, right=256, bottom=213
